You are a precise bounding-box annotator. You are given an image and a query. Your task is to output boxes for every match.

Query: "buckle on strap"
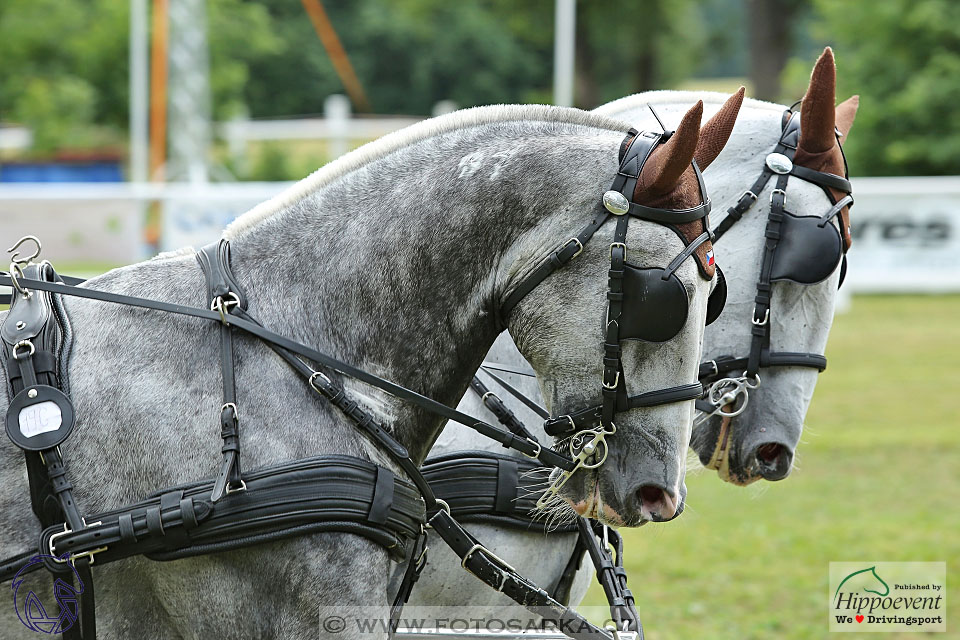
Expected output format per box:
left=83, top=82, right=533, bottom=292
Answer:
left=752, top=307, right=770, bottom=326
left=461, top=542, right=518, bottom=592
left=602, top=370, right=620, bottom=390
left=563, top=237, right=584, bottom=260
left=519, top=437, right=542, bottom=460
left=48, top=521, right=107, bottom=566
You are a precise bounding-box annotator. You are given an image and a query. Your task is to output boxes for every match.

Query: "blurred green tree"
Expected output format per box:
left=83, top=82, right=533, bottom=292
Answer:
left=0, top=0, right=280, bottom=154
left=794, top=0, right=960, bottom=176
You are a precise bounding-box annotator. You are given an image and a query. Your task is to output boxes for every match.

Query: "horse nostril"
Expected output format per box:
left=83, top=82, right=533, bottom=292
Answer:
left=756, top=443, right=782, bottom=464
left=638, top=485, right=663, bottom=506
left=753, top=442, right=793, bottom=481
left=636, top=485, right=678, bottom=521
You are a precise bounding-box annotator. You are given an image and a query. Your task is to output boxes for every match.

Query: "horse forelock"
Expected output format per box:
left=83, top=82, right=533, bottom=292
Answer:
left=224, top=104, right=630, bottom=240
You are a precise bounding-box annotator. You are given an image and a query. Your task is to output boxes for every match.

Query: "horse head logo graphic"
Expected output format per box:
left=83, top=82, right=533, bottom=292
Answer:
left=11, top=554, right=83, bottom=634
left=834, top=566, right=890, bottom=599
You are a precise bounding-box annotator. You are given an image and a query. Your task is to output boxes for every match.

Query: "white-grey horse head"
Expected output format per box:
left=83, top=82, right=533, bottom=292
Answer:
left=599, top=48, right=859, bottom=485
left=510, top=97, right=744, bottom=526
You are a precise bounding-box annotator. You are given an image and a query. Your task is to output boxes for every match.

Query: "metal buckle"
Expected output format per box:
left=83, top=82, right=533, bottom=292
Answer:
left=220, top=402, right=238, bottom=418
left=308, top=370, right=332, bottom=393
left=704, top=360, right=719, bottom=377
left=602, top=370, right=620, bottom=390
left=770, top=188, right=787, bottom=206
left=564, top=237, right=584, bottom=260
left=519, top=438, right=542, bottom=460
left=224, top=479, right=247, bottom=495
left=12, top=340, right=35, bottom=360
left=609, top=242, right=626, bottom=259
left=480, top=391, right=496, bottom=403
left=460, top=542, right=517, bottom=592
left=752, top=308, right=770, bottom=326
left=48, top=521, right=107, bottom=566
left=740, top=190, right=758, bottom=203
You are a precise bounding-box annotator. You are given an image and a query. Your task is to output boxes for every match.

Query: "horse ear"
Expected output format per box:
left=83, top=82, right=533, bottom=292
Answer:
left=836, top=95, right=859, bottom=140
left=637, top=100, right=703, bottom=196
left=799, top=47, right=838, bottom=154
left=694, top=87, right=745, bottom=170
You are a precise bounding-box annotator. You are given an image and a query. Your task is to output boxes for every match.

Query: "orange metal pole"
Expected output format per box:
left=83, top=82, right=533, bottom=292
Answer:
left=149, top=0, right=169, bottom=181
left=300, top=0, right=371, bottom=112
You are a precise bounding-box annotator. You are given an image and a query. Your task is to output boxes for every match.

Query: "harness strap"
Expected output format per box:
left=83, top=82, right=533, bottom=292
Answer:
left=699, top=352, right=827, bottom=381
left=0, top=273, right=577, bottom=473
left=197, top=240, right=248, bottom=502
left=427, top=509, right=611, bottom=640
left=577, top=519, right=642, bottom=636
left=499, top=210, right=612, bottom=324
left=543, top=383, right=703, bottom=437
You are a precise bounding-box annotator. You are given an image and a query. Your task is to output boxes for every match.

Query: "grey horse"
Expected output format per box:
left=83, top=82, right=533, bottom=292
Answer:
left=1, top=103, right=723, bottom=638
left=412, top=50, right=858, bottom=614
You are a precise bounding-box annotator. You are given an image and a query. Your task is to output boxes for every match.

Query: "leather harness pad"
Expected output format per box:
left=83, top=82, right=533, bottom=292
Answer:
left=422, top=451, right=577, bottom=534
left=31, top=455, right=424, bottom=574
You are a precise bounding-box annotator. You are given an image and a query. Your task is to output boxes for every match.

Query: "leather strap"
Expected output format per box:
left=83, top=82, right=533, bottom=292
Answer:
left=197, top=240, right=249, bottom=502
left=0, top=273, right=576, bottom=473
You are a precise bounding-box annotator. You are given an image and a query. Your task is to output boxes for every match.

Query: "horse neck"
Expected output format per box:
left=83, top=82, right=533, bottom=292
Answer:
left=221, top=121, right=618, bottom=463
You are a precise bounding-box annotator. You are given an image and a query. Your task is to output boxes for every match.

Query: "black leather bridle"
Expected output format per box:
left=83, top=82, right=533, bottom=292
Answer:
left=500, top=128, right=722, bottom=507
left=695, top=108, right=853, bottom=425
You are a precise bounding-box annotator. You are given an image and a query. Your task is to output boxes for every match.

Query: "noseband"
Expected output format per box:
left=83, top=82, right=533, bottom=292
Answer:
left=696, top=108, right=853, bottom=442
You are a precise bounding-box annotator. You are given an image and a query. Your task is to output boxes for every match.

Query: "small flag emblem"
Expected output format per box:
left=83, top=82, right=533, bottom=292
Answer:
left=706, top=249, right=715, bottom=266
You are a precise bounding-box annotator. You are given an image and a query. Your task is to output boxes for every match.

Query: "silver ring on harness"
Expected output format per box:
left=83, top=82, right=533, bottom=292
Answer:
left=211, top=291, right=241, bottom=324
left=12, top=340, right=35, bottom=360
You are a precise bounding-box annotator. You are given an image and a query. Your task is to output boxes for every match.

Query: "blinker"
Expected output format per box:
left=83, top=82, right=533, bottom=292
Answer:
left=602, top=190, right=630, bottom=215
left=765, top=153, right=793, bottom=175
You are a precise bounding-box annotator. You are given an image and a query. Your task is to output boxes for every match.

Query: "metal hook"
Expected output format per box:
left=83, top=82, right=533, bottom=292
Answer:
left=7, top=235, right=42, bottom=266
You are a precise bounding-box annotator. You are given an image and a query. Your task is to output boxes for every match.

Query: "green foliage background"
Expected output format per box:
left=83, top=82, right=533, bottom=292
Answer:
left=1, top=0, right=956, bottom=175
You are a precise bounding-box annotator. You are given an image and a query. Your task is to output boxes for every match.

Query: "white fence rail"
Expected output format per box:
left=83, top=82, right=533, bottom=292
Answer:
left=0, top=177, right=958, bottom=293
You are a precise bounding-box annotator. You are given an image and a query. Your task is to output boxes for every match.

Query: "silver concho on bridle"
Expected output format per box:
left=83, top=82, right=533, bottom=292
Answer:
left=765, top=152, right=793, bottom=175
left=602, top=190, right=630, bottom=215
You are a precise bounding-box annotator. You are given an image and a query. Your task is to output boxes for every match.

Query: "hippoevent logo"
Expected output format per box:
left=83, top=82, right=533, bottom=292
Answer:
left=11, top=554, right=83, bottom=634
left=829, top=562, right=946, bottom=632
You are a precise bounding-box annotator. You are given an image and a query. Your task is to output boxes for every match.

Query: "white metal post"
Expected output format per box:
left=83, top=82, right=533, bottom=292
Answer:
left=129, top=0, right=149, bottom=183
left=553, top=0, right=576, bottom=107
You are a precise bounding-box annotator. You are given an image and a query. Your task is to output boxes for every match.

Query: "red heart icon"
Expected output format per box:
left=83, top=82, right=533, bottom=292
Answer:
left=856, top=615, right=864, bottom=623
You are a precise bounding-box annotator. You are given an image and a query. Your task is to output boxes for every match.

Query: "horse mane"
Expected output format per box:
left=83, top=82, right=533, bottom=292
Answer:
left=225, top=104, right=629, bottom=239
left=596, top=90, right=786, bottom=116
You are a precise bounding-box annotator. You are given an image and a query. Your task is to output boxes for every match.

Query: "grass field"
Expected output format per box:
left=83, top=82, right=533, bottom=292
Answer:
left=582, top=295, right=960, bottom=639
